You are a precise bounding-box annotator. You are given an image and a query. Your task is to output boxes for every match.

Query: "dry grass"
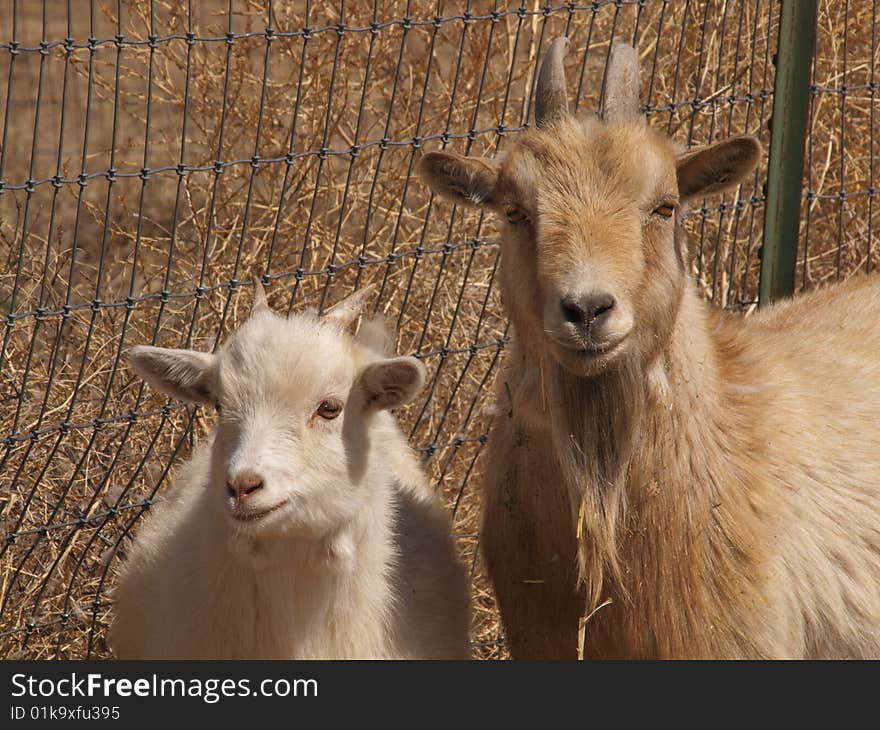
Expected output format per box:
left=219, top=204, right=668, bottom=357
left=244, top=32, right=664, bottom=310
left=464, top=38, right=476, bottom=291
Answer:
left=0, top=0, right=876, bottom=660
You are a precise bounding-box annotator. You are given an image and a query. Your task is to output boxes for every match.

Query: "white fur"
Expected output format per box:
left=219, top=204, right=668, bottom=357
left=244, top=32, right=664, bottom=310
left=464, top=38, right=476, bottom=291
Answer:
left=111, top=304, right=469, bottom=659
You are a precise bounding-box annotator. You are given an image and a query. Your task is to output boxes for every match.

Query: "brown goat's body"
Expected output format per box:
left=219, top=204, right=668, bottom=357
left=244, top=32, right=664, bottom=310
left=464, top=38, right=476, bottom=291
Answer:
left=421, top=40, right=880, bottom=658
left=484, top=275, right=880, bottom=658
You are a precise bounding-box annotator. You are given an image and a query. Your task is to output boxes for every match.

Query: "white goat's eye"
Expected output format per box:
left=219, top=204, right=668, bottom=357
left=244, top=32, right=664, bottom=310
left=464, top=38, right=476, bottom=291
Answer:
left=316, top=399, right=343, bottom=420
left=505, top=207, right=530, bottom=225
left=215, top=402, right=222, bottom=413
left=652, top=201, right=676, bottom=219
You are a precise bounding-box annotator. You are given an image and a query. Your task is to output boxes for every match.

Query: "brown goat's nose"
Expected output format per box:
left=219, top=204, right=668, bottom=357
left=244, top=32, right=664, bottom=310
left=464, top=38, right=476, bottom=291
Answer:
left=560, top=293, right=616, bottom=328
left=226, top=471, right=264, bottom=502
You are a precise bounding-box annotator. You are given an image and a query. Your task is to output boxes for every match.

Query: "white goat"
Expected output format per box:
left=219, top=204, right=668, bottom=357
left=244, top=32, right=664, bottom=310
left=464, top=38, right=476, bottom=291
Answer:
left=110, top=283, right=470, bottom=659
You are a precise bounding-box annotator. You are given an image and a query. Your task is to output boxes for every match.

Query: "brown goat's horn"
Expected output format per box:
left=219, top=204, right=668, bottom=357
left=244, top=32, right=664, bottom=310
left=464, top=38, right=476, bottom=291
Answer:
left=250, top=276, right=270, bottom=317
left=535, top=37, right=570, bottom=127
left=600, top=43, right=643, bottom=124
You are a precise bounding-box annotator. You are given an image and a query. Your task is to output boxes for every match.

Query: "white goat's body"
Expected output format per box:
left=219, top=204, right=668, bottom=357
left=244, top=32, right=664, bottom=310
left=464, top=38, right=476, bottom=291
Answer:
left=113, top=294, right=468, bottom=660
left=112, top=414, right=469, bottom=659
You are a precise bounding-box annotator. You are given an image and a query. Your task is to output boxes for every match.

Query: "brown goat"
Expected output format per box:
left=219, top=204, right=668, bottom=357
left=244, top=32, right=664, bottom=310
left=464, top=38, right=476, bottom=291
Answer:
left=420, top=38, right=880, bottom=659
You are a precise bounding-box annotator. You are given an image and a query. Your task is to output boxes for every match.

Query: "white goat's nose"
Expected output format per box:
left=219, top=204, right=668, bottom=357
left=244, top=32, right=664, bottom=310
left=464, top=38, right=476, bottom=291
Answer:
left=226, top=470, right=264, bottom=504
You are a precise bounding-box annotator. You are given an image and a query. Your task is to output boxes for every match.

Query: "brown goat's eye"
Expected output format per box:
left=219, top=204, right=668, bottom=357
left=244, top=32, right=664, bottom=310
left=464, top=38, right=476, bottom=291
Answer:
left=505, top=207, right=530, bottom=225
left=652, top=201, right=677, bottom=219
left=316, top=399, right=343, bottom=420
left=215, top=402, right=222, bottom=413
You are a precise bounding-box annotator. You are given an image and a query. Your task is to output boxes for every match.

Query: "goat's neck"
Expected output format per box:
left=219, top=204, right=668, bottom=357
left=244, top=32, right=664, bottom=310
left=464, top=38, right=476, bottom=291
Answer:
left=515, top=284, right=722, bottom=487
left=512, top=282, right=760, bottom=611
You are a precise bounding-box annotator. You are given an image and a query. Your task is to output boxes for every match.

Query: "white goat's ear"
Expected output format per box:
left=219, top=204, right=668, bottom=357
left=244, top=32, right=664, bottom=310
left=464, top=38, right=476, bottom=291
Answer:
left=676, top=135, right=761, bottom=202
left=419, top=152, right=500, bottom=208
left=128, top=345, right=216, bottom=406
left=322, top=285, right=375, bottom=330
left=354, top=356, right=426, bottom=411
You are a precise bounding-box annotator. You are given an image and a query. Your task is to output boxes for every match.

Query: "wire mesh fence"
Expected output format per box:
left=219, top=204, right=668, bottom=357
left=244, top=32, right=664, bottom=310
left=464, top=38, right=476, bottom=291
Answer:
left=0, top=0, right=875, bottom=660
left=802, top=1, right=878, bottom=286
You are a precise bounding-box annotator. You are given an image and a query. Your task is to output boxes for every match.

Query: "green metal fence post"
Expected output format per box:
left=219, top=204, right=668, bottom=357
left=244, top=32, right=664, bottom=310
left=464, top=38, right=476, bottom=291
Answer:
left=759, top=0, right=820, bottom=306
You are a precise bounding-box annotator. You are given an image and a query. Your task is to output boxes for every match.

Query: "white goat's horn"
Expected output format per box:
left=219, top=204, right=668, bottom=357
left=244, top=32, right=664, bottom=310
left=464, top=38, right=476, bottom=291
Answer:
left=600, top=43, right=643, bottom=124
left=535, top=37, right=570, bottom=127
left=321, top=284, right=376, bottom=329
left=250, top=276, right=270, bottom=317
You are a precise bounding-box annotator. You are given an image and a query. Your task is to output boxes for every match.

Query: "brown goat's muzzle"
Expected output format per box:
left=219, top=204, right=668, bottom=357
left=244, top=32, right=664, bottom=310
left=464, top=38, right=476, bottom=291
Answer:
left=542, top=285, right=635, bottom=376
left=549, top=333, right=632, bottom=377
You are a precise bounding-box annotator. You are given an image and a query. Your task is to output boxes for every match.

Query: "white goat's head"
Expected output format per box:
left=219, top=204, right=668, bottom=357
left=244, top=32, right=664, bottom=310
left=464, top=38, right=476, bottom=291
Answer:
left=128, top=282, right=425, bottom=538
left=421, top=39, right=761, bottom=376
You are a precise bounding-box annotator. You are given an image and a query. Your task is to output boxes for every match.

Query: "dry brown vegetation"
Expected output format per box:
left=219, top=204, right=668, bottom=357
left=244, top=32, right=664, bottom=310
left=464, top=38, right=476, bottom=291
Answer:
left=0, top=0, right=876, bottom=659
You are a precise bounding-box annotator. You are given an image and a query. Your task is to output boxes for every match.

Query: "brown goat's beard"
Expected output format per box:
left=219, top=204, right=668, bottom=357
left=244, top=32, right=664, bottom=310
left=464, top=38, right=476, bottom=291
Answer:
left=545, top=347, right=646, bottom=610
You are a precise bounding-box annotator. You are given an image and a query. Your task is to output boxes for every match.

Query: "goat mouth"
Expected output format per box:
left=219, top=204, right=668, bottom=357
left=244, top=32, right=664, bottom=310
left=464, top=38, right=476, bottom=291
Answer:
left=228, top=499, right=290, bottom=523
left=557, top=334, right=628, bottom=358
left=577, top=342, right=619, bottom=356
left=551, top=334, right=629, bottom=374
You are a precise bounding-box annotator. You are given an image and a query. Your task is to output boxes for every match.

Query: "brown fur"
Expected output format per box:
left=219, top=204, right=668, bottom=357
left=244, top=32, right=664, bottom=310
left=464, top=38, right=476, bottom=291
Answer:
left=420, top=47, right=880, bottom=659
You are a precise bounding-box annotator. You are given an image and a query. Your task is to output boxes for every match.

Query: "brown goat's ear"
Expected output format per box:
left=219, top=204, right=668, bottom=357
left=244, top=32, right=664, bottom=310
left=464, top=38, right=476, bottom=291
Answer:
left=354, top=356, right=426, bottom=412
left=419, top=152, right=500, bottom=208
left=128, top=345, right=216, bottom=406
left=676, top=135, right=761, bottom=202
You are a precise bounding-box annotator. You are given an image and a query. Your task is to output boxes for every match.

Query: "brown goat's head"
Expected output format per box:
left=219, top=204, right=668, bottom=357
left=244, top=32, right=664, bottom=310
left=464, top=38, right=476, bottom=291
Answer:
left=420, top=39, right=760, bottom=377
